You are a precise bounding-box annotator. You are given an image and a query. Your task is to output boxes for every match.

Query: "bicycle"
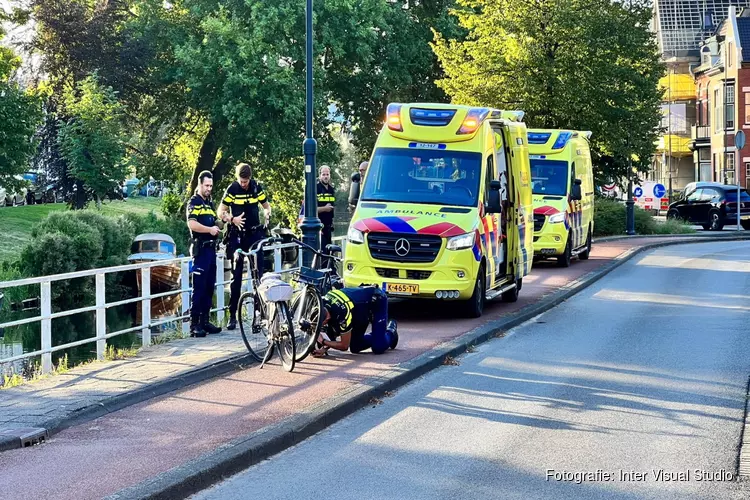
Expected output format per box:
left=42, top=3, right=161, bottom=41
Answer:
left=288, top=238, right=344, bottom=362
left=236, top=231, right=296, bottom=372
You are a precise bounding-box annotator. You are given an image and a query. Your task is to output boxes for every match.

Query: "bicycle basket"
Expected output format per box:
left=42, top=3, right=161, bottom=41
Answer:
left=257, top=278, right=294, bottom=303
left=293, top=266, right=327, bottom=287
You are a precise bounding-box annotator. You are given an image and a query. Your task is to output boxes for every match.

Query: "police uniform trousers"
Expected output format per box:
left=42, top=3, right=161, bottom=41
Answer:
left=191, top=243, right=217, bottom=320
left=349, top=287, right=392, bottom=355
left=226, top=229, right=266, bottom=318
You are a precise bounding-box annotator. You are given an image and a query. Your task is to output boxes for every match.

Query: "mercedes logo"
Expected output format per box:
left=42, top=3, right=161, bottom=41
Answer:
left=394, top=238, right=410, bottom=257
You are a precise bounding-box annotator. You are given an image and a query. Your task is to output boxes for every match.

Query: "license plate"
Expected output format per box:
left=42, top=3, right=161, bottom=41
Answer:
left=385, top=283, right=419, bottom=295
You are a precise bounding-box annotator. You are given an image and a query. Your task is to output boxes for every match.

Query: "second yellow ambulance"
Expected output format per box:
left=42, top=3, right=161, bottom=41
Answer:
left=527, top=129, right=595, bottom=267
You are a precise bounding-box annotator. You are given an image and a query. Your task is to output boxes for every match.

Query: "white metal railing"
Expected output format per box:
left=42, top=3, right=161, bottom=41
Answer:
left=0, top=236, right=347, bottom=375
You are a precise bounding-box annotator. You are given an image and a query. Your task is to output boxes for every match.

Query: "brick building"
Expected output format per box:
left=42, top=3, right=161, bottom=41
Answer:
left=691, top=6, right=750, bottom=189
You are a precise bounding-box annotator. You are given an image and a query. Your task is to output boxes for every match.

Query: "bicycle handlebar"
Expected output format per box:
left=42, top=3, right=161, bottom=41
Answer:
left=290, top=237, right=342, bottom=262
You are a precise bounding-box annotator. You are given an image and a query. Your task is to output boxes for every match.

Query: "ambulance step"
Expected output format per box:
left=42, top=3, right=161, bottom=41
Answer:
left=486, top=282, right=516, bottom=301
left=571, top=246, right=587, bottom=256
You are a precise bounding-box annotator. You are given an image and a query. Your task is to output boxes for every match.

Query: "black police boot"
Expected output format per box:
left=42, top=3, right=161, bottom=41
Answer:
left=201, top=314, right=222, bottom=334
left=386, top=320, right=398, bottom=350
left=190, top=314, right=206, bottom=338
left=226, top=314, right=237, bottom=331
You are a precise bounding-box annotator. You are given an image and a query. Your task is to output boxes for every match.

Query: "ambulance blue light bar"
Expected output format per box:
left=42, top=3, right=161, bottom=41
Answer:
left=527, top=132, right=551, bottom=144
left=552, top=131, right=573, bottom=149
left=410, top=108, right=456, bottom=126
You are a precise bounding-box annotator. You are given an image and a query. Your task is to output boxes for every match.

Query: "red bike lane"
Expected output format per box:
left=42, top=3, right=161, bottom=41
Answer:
left=0, top=238, right=688, bottom=500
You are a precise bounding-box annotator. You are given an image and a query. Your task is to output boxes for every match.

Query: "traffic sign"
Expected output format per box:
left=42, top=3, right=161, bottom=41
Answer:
left=735, top=130, right=746, bottom=150
left=634, top=187, right=643, bottom=197
left=653, top=183, right=666, bottom=198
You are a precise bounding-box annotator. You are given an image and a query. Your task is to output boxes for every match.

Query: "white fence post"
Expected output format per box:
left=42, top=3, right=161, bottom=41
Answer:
left=215, top=253, right=225, bottom=326
left=181, top=260, right=191, bottom=336
left=40, top=281, right=52, bottom=374
left=141, top=267, right=151, bottom=346
left=274, top=247, right=282, bottom=273
left=95, top=273, right=106, bottom=361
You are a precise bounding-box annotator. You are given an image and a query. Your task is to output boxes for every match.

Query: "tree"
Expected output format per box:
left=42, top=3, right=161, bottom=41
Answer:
left=57, top=75, right=129, bottom=208
left=432, top=0, right=664, bottom=184
left=0, top=27, right=43, bottom=193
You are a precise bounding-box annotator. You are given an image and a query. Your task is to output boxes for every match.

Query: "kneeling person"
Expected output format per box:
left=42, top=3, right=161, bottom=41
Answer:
left=314, top=286, right=398, bottom=357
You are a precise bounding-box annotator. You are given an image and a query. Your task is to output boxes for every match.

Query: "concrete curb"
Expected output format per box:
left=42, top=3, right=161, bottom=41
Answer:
left=106, top=234, right=750, bottom=500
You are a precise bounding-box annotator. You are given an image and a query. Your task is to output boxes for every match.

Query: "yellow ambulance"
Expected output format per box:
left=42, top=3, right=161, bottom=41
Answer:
left=343, top=102, right=534, bottom=317
left=527, top=129, right=595, bottom=266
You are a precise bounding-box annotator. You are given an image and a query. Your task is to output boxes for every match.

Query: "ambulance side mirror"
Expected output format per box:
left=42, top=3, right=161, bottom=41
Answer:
left=486, top=180, right=502, bottom=213
left=571, top=179, right=582, bottom=201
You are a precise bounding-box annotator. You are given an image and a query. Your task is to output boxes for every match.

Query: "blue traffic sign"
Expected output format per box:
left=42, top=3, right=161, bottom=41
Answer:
left=634, top=187, right=643, bottom=197
left=653, top=183, right=667, bottom=198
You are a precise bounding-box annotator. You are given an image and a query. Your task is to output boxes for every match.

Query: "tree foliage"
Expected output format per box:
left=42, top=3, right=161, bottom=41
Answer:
left=0, top=27, right=43, bottom=192
left=432, top=0, right=664, bottom=184
left=57, top=75, right=129, bottom=207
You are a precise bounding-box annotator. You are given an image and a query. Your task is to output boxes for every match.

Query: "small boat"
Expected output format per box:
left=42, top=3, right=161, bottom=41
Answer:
left=128, top=234, right=182, bottom=323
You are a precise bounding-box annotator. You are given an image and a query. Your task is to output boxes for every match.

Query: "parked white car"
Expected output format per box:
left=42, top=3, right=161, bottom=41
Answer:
left=0, top=185, right=28, bottom=206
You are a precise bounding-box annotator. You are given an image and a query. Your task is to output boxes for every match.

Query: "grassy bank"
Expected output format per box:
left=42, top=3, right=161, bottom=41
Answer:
left=0, top=198, right=161, bottom=264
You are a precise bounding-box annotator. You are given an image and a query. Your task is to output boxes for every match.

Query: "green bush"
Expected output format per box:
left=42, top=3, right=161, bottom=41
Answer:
left=593, top=198, right=694, bottom=237
left=160, top=191, right=183, bottom=219
left=19, top=211, right=136, bottom=308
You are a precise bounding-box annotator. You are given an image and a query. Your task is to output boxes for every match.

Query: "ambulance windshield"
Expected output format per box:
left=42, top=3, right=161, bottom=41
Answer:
left=362, top=148, right=482, bottom=207
left=530, top=159, right=569, bottom=196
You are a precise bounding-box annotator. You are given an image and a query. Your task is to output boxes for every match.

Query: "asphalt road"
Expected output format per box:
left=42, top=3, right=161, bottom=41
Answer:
left=193, top=241, right=750, bottom=500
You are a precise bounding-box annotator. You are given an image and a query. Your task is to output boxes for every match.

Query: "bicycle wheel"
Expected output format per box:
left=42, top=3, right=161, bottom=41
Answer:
left=275, top=302, right=296, bottom=372
left=290, top=286, right=323, bottom=362
left=238, top=291, right=270, bottom=362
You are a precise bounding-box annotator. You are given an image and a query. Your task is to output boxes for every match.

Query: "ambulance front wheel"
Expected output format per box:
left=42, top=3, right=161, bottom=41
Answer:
left=557, top=235, right=572, bottom=268
left=463, top=264, right=486, bottom=318
left=578, top=228, right=592, bottom=260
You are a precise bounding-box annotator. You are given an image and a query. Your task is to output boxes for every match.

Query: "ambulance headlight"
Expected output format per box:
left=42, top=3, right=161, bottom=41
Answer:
left=447, top=232, right=475, bottom=251
left=548, top=213, right=566, bottom=224
left=347, top=227, right=364, bottom=244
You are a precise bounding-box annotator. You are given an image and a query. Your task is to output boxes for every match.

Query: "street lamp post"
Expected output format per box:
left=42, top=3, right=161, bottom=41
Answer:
left=300, top=0, right=322, bottom=265
left=626, top=165, right=636, bottom=236
left=625, top=132, right=635, bottom=235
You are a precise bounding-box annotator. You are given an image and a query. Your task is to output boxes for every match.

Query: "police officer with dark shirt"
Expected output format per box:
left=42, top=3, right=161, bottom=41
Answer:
left=316, top=165, right=336, bottom=250
left=186, top=171, right=224, bottom=337
left=312, top=286, right=398, bottom=357
left=217, top=162, right=272, bottom=330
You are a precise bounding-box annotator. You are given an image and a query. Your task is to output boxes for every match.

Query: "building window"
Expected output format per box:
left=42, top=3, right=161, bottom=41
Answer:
left=699, top=148, right=710, bottom=161
left=745, top=93, right=750, bottom=124
left=727, top=152, right=735, bottom=181
left=745, top=163, right=750, bottom=188
left=714, top=88, right=721, bottom=131
left=726, top=83, right=735, bottom=130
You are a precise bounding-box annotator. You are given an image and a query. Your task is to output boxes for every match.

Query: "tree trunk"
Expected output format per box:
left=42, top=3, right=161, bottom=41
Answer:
left=211, top=156, right=232, bottom=189
left=188, top=125, right=220, bottom=196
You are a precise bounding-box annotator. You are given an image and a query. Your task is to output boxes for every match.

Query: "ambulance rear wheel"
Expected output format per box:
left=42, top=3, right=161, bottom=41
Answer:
left=502, top=277, right=521, bottom=303
left=464, top=265, right=485, bottom=318
left=557, top=235, right=572, bottom=267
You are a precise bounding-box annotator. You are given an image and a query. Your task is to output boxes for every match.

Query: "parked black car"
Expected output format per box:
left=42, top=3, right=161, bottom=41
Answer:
left=667, top=181, right=750, bottom=230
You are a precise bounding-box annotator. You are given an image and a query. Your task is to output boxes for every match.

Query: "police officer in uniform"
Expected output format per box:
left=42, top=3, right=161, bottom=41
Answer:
left=186, top=171, right=224, bottom=337
left=312, top=286, right=398, bottom=357
left=217, top=162, right=271, bottom=330
left=317, top=165, right=336, bottom=250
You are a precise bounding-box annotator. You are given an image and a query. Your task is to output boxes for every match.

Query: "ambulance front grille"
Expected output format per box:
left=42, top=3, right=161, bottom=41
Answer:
left=533, top=214, right=545, bottom=232
left=375, top=268, right=432, bottom=280
left=367, top=232, right=442, bottom=263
